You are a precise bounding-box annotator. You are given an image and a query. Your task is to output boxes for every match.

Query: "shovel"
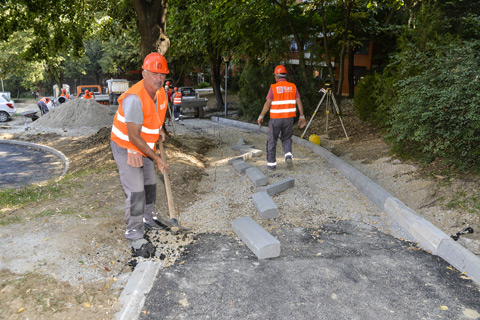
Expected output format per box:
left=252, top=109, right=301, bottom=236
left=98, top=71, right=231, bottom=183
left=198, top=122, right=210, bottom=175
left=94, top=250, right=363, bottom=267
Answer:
left=158, top=140, right=180, bottom=232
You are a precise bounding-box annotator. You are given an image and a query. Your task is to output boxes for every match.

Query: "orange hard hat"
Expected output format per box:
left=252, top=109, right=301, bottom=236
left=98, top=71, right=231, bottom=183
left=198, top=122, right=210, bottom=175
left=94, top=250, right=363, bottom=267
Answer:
left=62, top=88, right=66, bottom=92
left=142, top=52, right=169, bottom=74
left=85, top=90, right=89, bottom=93
left=274, top=65, right=287, bottom=75
left=166, top=81, right=171, bottom=85
left=174, top=87, right=178, bottom=91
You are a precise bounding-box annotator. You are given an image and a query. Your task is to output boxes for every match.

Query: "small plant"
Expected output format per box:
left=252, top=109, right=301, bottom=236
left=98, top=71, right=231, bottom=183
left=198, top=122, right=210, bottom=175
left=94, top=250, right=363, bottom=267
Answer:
left=196, top=81, right=210, bottom=89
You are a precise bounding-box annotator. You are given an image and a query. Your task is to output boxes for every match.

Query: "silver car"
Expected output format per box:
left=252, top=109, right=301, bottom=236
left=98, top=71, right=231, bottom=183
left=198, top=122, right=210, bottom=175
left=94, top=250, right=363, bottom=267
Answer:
left=0, top=94, right=16, bottom=122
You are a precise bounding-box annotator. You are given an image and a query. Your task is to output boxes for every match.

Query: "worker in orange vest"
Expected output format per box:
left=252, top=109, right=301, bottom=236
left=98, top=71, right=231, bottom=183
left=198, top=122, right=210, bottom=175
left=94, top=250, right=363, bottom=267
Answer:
left=173, top=87, right=182, bottom=121
left=83, top=90, right=95, bottom=99
left=110, top=52, right=171, bottom=258
left=60, top=88, right=69, bottom=100
left=257, top=65, right=306, bottom=170
left=37, top=97, right=50, bottom=115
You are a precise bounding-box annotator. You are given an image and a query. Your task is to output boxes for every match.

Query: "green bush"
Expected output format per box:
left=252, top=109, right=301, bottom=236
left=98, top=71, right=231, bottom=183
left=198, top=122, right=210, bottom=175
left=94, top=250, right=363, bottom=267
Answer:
left=353, top=73, right=378, bottom=122
left=353, top=71, right=397, bottom=129
left=238, top=62, right=273, bottom=120
left=387, top=40, right=480, bottom=170
left=197, top=81, right=210, bottom=89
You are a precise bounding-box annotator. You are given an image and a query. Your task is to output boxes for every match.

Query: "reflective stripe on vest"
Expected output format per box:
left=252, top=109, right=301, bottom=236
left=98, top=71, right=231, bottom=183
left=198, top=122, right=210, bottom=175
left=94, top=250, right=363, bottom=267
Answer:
left=40, top=97, right=48, bottom=104
left=110, top=80, right=168, bottom=156
left=270, top=81, right=297, bottom=119
left=174, top=92, right=182, bottom=105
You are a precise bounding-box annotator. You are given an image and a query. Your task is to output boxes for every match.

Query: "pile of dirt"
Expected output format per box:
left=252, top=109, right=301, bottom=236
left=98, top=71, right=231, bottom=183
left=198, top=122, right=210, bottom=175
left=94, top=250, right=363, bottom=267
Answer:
left=30, top=99, right=115, bottom=129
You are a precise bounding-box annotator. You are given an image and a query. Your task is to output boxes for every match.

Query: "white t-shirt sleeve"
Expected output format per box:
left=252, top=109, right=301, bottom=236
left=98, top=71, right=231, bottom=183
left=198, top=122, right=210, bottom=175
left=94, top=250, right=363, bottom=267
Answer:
left=122, top=94, right=143, bottom=124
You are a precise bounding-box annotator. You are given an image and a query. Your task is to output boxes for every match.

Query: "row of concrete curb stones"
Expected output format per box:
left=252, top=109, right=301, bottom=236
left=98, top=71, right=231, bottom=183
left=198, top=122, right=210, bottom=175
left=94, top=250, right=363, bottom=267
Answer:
left=211, top=116, right=480, bottom=287
left=0, top=139, right=70, bottom=178
left=228, top=138, right=298, bottom=259
left=115, top=116, right=480, bottom=320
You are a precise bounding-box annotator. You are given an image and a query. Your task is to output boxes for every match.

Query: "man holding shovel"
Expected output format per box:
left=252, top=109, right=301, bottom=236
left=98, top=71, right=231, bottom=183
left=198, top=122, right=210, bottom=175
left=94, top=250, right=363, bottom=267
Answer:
left=111, top=52, right=176, bottom=258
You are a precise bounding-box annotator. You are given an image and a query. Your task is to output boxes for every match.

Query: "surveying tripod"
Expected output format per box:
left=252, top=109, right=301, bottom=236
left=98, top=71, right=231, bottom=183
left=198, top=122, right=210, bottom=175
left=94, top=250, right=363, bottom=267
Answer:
left=300, top=86, right=349, bottom=140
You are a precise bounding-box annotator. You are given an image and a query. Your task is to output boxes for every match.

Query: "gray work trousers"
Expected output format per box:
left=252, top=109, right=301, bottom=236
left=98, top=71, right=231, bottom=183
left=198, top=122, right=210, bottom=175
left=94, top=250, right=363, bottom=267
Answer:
left=267, top=117, right=294, bottom=166
left=111, top=140, right=158, bottom=241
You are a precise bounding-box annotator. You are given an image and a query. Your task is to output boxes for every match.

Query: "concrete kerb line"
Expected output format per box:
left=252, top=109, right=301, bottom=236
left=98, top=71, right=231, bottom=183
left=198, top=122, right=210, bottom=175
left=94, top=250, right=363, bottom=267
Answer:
left=114, top=261, right=163, bottom=320
left=0, top=139, right=70, bottom=179
left=211, top=116, right=480, bottom=286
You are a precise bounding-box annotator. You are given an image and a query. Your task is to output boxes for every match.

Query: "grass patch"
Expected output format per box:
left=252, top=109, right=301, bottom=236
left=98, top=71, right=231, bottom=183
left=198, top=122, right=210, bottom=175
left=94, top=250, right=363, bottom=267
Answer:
left=0, top=165, right=113, bottom=209
left=0, top=215, right=21, bottom=226
left=0, top=183, right=65, bottom=208
left=444, top=189, right=480, bottom=215
left=34, top=209, right=56, bottom=218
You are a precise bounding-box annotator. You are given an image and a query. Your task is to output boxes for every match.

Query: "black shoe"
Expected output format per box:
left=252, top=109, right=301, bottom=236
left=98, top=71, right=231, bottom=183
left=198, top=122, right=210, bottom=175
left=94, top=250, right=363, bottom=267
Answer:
left=268, top=165, right=276, bottom=170
left=130, top=239, right=156, bottom=258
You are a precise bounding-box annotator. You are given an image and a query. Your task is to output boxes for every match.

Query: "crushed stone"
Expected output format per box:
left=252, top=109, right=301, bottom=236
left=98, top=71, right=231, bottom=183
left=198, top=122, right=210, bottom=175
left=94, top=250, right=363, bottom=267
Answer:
left=30, top=99, right=115, bottom=129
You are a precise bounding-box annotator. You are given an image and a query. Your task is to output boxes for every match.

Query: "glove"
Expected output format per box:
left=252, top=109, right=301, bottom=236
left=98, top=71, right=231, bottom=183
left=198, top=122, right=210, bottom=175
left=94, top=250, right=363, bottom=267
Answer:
left=127, top=150, right=143, bottom=167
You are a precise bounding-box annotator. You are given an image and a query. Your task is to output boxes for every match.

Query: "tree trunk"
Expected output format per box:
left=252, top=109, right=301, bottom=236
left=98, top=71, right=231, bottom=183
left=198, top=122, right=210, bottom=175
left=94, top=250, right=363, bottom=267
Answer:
left=320, top=1, right=336, bottom=95
left=208, top=47, right=224, bottom=110
left=336, top=0, right=353, bottom=104
left=131, top=0, right=170, bottom=60
left=348, top=41, right=355, bottom=98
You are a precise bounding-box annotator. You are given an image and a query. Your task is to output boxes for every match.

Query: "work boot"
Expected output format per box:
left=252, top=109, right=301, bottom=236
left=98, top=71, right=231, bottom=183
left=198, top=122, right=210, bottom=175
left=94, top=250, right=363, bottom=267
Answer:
left=130, top=239, right=156, bottom=258
left=285, top=155, right=293, bottom=167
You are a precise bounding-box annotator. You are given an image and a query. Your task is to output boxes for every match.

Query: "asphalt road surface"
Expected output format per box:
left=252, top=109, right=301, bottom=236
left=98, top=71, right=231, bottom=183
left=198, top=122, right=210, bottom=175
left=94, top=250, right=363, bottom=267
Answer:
left=141, top=221, right=480, bottom=320
left=0, top=143, right=64, bottom=189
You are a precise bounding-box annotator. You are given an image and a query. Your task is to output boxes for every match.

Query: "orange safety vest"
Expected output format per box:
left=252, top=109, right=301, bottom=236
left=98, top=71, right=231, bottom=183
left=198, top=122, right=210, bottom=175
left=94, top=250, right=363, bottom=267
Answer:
left=60, top=93, right=69, bottom=99
left=173, top=92, right=182, bottom=105
left=84, top=92, right=93, bottom=99
left=111, top=80, right=168, bottom=156
left=270, top=81, right=297, bottom=119
left=40, top=97, right=49, bottom=104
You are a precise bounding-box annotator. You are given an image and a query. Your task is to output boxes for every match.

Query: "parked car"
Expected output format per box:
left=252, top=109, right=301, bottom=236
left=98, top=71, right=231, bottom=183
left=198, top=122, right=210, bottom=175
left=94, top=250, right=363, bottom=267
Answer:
left=178, top=87, right=208, bottom=118
left=0, top=94, right=16, bottom=122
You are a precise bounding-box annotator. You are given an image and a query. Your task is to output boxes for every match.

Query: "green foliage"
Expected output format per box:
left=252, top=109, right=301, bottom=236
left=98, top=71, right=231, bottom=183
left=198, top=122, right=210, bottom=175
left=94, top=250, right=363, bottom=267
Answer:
left=197, top=82, right=210, bottom=89
left=238, top=62, right=273, bottom=120
left=353, top=73, right=377, bottom=121
left=387, top=39, right=480, bottom=170
left=354, top=71, right=396, bottom=128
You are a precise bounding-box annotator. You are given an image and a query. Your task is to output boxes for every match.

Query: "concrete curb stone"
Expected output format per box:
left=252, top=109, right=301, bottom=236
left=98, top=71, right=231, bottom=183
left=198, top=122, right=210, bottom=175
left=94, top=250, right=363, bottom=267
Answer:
left=245, top=167, right=268, bottom=186
left=232, top=216, right=281, bottom=259
left=114, top=261, right=162, bottom=320
left=231, top=159, right=250, bottom=174
left=252, top=191, right=279, bottom=219
left=258, top=178, right=295, bottom=196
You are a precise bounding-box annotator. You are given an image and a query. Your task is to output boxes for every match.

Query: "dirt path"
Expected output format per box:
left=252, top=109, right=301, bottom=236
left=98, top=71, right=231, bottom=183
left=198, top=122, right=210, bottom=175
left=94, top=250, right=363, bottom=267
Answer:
left=0, top=99, right=478, bottom=319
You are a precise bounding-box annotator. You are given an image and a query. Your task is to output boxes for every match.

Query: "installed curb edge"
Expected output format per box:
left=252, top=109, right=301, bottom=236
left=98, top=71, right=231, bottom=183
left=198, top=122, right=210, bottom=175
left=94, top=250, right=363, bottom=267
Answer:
left=114, top=261, right=162, bottom=320
left=211, top=116, right=480, bottom=286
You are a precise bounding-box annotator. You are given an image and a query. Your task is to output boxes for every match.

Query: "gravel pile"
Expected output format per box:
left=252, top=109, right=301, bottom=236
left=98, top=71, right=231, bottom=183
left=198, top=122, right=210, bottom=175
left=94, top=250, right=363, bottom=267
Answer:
left=30, top=99, right=115, bottom=130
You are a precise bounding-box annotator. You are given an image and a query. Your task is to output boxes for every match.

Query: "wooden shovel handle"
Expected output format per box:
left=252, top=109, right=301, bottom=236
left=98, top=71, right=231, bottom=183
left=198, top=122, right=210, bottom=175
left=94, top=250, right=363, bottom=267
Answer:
left=159, top=140, right=177, bottom=220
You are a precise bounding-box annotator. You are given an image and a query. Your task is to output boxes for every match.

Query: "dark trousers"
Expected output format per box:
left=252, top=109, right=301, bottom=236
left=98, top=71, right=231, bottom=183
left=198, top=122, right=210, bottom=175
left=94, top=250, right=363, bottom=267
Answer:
left=174, top=104, right=181, bottom=119
left=37, top=102, right=48, bottom=115
left=267, top=117, right=294, bottom=166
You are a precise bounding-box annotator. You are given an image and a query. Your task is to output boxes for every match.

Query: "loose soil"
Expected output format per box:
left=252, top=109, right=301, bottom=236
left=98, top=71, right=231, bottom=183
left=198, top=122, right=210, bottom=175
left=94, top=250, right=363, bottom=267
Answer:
left=0, top=95, right=478, bottom=319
